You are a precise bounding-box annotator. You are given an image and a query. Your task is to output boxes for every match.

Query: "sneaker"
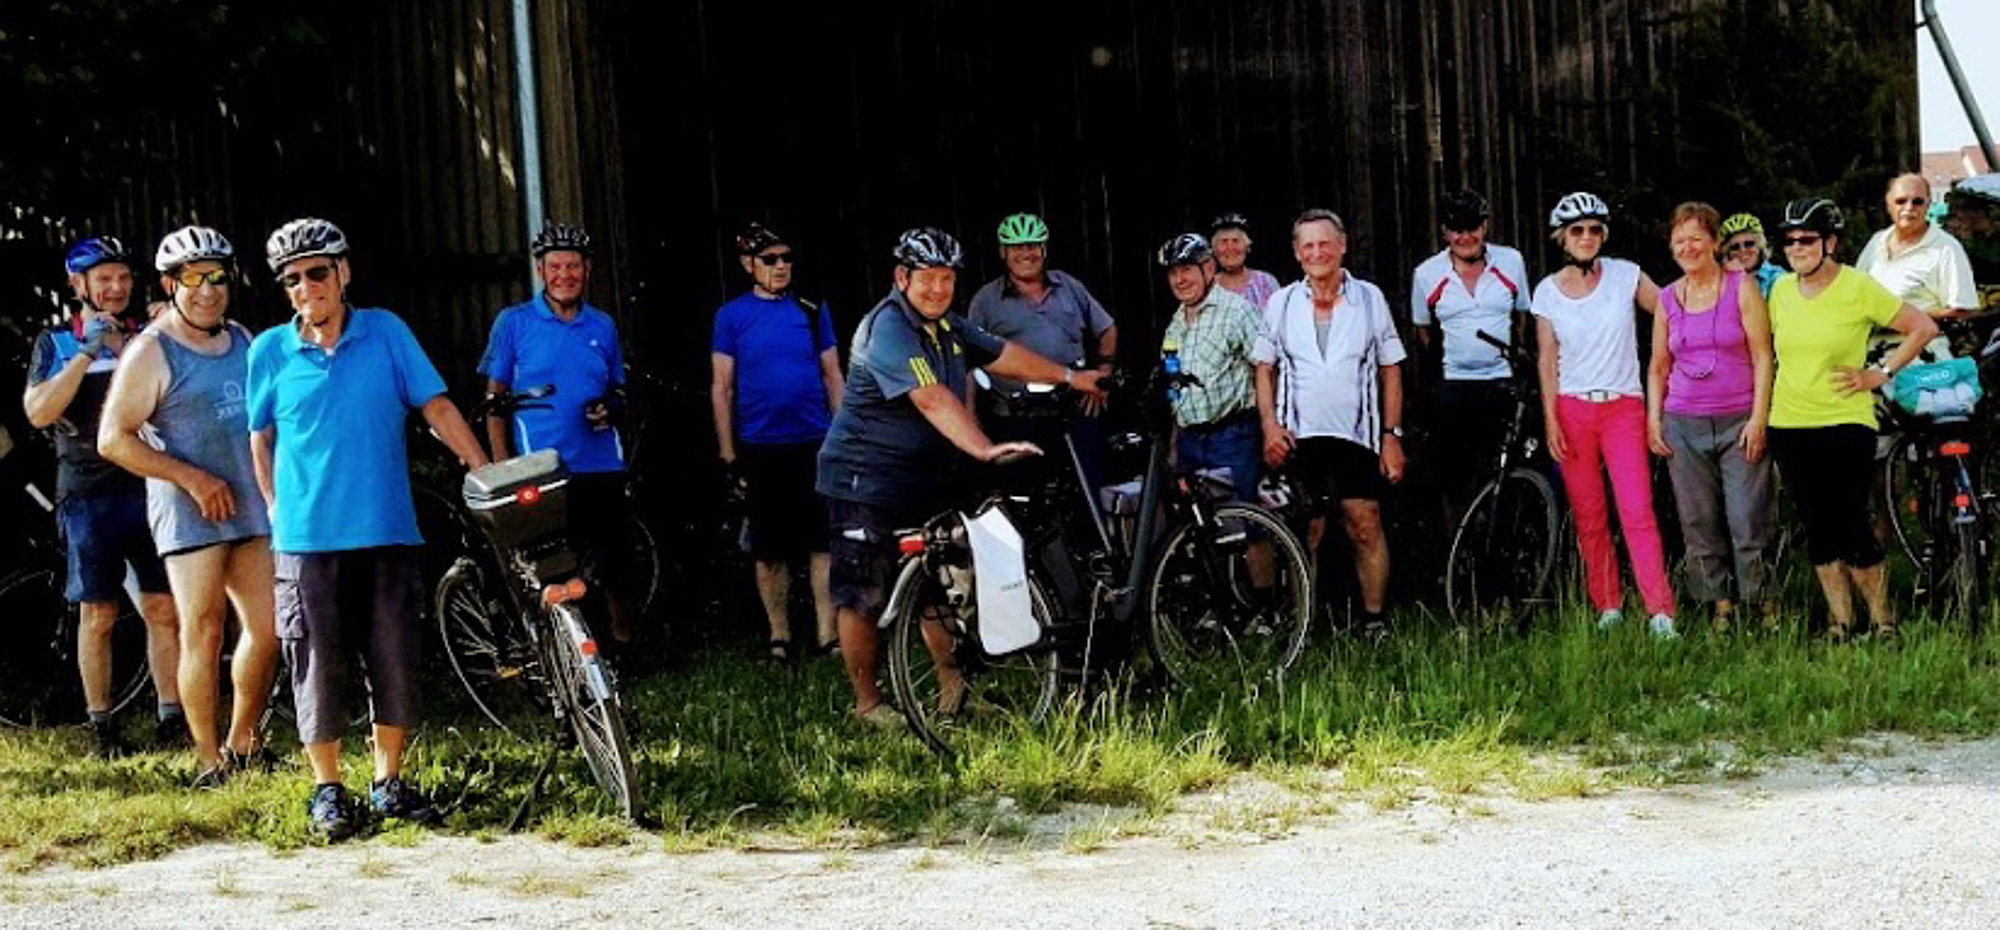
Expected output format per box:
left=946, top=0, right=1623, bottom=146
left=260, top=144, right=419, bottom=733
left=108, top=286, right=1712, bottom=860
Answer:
left=306, top=783, right=362, bottom=841
left=853, top=703, right=905, bottom=730
left=153, top=714, right=191, bottom=750
left=191, top=763, right=229, bottom=790
left=89, top=720, right=130, bottom=760
left=370, top=776, right=445, bottom=825
left=1647, top=613, right=1680, bottom=640
left=1595, top=609, right=1624, bottom=631
left=222, top=745, right=283, bottom=774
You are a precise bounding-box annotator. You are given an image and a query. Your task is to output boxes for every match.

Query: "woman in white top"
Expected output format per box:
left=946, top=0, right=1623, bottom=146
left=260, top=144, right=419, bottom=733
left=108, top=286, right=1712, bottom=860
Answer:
left=1531, top=192, right=1676, bottom=637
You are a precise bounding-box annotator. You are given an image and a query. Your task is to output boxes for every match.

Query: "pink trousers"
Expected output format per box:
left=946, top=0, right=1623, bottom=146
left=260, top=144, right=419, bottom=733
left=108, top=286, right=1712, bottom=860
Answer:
left=1555, top=395, right=1674, bottom=615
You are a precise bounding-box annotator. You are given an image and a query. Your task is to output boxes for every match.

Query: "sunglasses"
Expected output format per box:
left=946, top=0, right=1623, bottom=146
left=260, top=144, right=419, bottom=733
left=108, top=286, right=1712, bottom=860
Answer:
left=175, top=267, right=232, bottom=288
left=1781, top=234, right=1823, bottom=248
left=1892, top=196, right=1926, bottom=207
left=1725, top=240, right=1761, bottom=254
left=755, top=252, right=794, bottom=267
left=278, top=263, right=337, bottom=289
left=1565, top=223, right=1607, bottom=238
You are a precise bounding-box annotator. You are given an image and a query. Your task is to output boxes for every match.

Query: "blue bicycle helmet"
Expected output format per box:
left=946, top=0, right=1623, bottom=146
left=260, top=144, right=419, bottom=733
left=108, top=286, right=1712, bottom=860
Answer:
left=64, top=236, right=132, bottom=276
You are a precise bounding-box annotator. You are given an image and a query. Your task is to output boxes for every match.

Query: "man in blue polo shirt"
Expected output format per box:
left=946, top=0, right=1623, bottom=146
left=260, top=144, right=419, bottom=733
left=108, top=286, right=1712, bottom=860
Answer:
left=711, top=222, right=843, bottom=660
left=247, top=218, right=488, bottom=841
left=478, top=223, right=635, bottom=643
left=818, top=227, right=1105, bottom=726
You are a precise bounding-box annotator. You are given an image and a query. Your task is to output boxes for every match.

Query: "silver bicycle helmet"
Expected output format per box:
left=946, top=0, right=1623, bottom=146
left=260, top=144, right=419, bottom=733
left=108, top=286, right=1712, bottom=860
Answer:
left=531, top=222, right=593, bottom=258
left=265, top=218, right=350, bottom=272
left=1547, top=191, right=1611, bottom=229
left=155, top=226, right=235, bottom=272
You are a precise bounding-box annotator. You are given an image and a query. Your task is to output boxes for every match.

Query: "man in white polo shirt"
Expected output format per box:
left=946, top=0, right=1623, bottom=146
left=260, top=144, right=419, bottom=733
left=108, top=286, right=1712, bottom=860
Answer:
left=1254, top=208, right=1408, bottom=636
left=1857, top=172, right=1980, bottom=321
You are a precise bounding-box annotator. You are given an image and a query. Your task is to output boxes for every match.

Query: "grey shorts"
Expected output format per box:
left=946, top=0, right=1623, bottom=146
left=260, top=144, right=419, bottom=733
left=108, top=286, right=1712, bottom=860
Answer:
left=275, top=546, right=422, bottom=744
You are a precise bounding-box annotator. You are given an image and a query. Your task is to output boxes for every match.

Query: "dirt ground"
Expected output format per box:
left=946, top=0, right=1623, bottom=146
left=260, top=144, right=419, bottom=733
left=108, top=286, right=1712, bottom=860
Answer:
left=6, top=734, right=1997, bottom=929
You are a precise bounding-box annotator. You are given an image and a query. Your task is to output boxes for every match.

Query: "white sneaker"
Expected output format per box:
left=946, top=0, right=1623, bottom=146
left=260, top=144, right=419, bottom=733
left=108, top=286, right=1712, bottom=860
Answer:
left=1648, top=613, right=1680, bottom=639
left=1595, top=608, right=1624, bottom=630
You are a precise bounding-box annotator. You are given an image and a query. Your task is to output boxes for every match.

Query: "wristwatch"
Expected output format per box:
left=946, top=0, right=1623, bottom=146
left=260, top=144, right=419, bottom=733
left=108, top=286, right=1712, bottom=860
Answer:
left=1384, top=426, right=1406, bottom=439
left=1870, top=362, right=1895, bottom=381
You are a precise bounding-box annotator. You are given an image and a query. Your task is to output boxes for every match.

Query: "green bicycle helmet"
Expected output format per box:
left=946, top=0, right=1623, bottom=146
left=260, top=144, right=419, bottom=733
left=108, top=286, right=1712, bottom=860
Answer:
left=1719, top=213, right=1764, bottom=240
left=996, top=212, right=1049, bottom=246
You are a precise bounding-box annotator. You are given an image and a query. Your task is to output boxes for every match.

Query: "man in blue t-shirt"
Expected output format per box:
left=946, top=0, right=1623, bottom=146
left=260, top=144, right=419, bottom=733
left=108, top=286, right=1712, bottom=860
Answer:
left=710, top=223, right=843, bottom=660
left=478, top=223, right=637, bottom=643
left=816, top=227, right=1106, bottom=726
left=248, top=218, right=488, bottom=842
left=22, top=236, right=183, bottom=758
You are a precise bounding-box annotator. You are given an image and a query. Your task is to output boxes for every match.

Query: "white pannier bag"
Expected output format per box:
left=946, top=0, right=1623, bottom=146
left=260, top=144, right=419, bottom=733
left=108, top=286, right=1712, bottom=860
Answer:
left=962, top=506, right=1038, bottom=655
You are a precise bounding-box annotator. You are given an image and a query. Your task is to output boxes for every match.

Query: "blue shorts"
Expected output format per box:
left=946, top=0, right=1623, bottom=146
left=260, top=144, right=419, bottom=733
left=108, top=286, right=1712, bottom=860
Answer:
left=59, top=493, right=170, bottom=604
left=1175, top=412, right=1262, bottom=504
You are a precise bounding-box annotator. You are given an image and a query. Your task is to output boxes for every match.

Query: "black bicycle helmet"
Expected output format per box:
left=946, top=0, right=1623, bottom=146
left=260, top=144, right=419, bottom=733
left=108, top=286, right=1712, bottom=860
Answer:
left=734, top=222, right=785, bottom=255
left=531, top=223, right=593, bottom=258
left=1156, top=233, right=1212, bottom=267
left=891, top=227, right=963, bottom=269
left=1441, top=189, right=1491, bottom=230
left=1209, top=212, right=1251, bottom=236
left=1776, top=197, right=1845, bottom=236
left=265, top=218, right=350, bottom=272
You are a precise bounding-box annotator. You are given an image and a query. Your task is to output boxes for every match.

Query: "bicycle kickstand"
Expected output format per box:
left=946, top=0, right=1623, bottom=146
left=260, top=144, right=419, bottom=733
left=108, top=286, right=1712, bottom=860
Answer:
left=506, top=741, right=563, bottom=832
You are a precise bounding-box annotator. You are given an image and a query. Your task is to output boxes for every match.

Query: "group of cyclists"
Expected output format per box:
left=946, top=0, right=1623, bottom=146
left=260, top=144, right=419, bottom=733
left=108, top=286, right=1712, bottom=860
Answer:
left=16, top=164, right=1990, bottom=838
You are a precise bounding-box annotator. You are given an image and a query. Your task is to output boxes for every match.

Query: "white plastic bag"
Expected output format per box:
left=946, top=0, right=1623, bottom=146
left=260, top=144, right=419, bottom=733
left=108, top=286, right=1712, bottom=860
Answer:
left=963, top=506, right=1038, bottom=655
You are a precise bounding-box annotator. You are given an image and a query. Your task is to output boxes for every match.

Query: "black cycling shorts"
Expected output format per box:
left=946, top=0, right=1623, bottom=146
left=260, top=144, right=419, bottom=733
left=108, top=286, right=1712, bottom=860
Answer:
left=739, top=442, right=829, bottom=560
left=824, top=497, right=927, bottom=618
left=1292, top=436, right=1388, bottom=508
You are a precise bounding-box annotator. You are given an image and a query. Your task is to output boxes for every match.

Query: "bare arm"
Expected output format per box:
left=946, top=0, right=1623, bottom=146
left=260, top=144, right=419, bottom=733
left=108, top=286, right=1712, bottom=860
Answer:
left=1378, top=361, right=1405, bottom=482
left=23, top=349, right=96, bottom=428
left=1737, top=275, right=1774, bottom=462
left=422, top=395, right=490, bottom=470
left=1093, top=325, right=1118, bottom=372
left=1536, top=317, right=1568, bottom=462
left=818, top=347, right=843, bottom=415
left=251, top=428, right=276, bottom=509
left=710, top=352, right=737, bottom=463
left=908, top=384, right=1030, bottom=462
left=1635, top=272, right=1661, bottom=314
left=483, top=378, right=514, bottom=460
left=984, top=342, right=1104, bottom=394
left=1644, top=304, right=1673, bottom=457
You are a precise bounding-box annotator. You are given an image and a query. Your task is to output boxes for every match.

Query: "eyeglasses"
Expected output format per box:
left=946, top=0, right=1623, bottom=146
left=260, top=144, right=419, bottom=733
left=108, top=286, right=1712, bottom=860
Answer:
left=278, top=263, right=337, bottom=289
left=1781, top=234, right=1823, bottom=248
left=1565, top=223, right=1607, bottom=238
left=175, top=267, right=232, bottom=288
left=1724, top=240, right=1761, bottom=254
left=1892, top=196, right=1927, bottom=207
left=755, top=252, right=794, bottom=267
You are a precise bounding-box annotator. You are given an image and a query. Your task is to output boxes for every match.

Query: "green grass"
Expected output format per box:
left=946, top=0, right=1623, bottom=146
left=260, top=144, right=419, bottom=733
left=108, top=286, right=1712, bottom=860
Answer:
left=2, top=614, right=1997, bottom=870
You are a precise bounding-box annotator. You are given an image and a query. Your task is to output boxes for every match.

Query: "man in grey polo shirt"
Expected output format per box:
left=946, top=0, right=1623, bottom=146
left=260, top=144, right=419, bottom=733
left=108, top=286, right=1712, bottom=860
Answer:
left=967, top=212, right=1116, bottom=487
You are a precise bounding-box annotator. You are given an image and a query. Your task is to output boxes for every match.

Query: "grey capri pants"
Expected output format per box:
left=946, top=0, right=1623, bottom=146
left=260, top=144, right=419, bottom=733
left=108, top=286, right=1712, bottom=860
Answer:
left=1662, top=411, right=1775, bottom=603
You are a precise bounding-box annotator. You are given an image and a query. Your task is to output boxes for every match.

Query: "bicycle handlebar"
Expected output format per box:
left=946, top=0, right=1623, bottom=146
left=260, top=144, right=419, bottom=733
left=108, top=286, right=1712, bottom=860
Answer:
left=469, top=384, right=556, bottom=420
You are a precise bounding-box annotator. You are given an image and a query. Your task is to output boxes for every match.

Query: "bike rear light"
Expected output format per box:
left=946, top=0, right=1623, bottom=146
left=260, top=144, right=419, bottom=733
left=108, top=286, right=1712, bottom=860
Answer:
left=565, top=578, right=588, bottom=601
left=517, top=485, right=542, bottom=505
left=1941, top=441, right=1972, bottom=457
left=541, top=583, right=564, bottom=605
left=898, top=534, right=925, bottom=555
left=1956, top=493, right=1973, bottom=509
left=579, top=638, right=598, bottom=657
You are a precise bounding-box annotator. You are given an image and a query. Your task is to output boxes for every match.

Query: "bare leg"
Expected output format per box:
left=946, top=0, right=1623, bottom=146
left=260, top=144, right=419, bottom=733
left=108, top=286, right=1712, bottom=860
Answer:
left=373, top=724, right=406, bottom=781
left=919, top=609, right=964, bottom=712
left=1343, top=500, right=1390, bottom=614
left=1849, top=562, right=1894, bottom=634
left=138, top=591, right=181, bottom=704
left=164, top=546, right=230, bottom=770
left=809, top=552, right=837, bottom=649
left=1812, top=562, right=1854, bottom=637
left=304, top=740, right=341, bottom=784
left=755, top=560, right=792, bottom=647
left=1713, top=598, right=1734, bottom=633
left=76, top=601, right=119, bottom=713
left=837, top=606, right=883, bottom=711
left=222, top=539, right=279, bottom=756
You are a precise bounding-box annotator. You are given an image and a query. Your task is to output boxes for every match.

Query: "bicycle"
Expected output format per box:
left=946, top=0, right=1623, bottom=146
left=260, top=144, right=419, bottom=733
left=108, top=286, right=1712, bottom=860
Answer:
left=1442, top=330, right=1564, bottom=625
left=1879, top=323, right=2000, bottom=631
left=0, top=465, right=153, bottom=728
left=432, top=386, right=641, bottom=819
left=883, top=363, right=1315, bottom=755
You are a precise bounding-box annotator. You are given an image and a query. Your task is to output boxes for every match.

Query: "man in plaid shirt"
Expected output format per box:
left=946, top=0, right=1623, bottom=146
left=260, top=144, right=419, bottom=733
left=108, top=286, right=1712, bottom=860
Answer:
left=1156, top=233, right=1263, bottom=504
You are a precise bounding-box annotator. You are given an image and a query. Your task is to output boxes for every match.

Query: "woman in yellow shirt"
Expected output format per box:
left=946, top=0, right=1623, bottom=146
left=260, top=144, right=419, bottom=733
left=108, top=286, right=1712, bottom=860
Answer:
left=1765, top=198, right=1937, bottom=641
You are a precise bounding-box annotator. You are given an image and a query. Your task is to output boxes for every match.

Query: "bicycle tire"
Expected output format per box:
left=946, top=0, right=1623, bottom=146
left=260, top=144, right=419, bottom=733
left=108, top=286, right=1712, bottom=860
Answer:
left=884, top=555, right=1062, bottom=756
left=435, top=558, right=548, bottom=740
left=623, top=512, right=662, bottom=621
left=1948, top=519, right=1987, bottom=631
left=1881, top=435, right=1927, bottom=571
left=0, top=568, right=152, bottom=727
left=543, top=601, right=640, bottom=820
left=1145, top=502, right=1312, bottom=688
left=1444, top=467, right=1562, bottom=624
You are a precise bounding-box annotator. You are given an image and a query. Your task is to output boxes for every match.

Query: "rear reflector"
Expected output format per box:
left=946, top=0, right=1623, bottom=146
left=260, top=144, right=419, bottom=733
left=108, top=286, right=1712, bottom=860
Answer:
left=898, top=535, right=924, bottom=555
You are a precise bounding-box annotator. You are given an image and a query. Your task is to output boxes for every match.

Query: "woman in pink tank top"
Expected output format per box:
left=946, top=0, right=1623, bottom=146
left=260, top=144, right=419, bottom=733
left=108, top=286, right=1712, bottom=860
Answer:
left=1645, top=202, right=1776, bottom=630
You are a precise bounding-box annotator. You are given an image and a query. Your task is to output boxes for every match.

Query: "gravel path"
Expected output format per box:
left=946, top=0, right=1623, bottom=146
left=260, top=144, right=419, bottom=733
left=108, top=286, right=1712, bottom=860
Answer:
left=7, top=735, right=1997, bottom=928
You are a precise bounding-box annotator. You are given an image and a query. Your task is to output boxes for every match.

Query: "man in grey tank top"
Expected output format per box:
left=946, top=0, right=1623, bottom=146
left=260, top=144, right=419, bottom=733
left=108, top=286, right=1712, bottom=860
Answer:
left=99, top=226, right=277, bottom=787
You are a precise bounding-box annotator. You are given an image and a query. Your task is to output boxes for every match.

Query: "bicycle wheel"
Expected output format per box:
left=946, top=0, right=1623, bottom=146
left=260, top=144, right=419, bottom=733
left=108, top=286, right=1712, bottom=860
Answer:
left=1945, top=520, right=1987, bottom=631
left=1444, top=467, right=1562, bottom=625
left=1881, top=435, right=1929, bottom=572
left=0, top=568, right=151, bottom=727
left=542, top=602, right=640, bottom=820
left=1145, top=502, right=1312, bottom=688
left=885, top=556, right=1062, bottom=755
left=435, top=559, right=548, bottom=739
left=622, top=513, right=661, bottom=620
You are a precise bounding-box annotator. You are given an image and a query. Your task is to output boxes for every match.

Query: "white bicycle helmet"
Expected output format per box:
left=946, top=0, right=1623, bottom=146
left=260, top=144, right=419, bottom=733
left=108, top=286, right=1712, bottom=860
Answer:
left=265, top=218, right=350, bottom=272
left=1547, top=191, right=1611, bottom=229
left=892, top=227, right=964, bottom=269
left=155, top=226, right=235, bottom=272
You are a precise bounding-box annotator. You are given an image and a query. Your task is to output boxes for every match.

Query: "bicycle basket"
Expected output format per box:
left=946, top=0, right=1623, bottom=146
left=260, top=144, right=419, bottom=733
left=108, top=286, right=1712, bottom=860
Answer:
left=1889, top=358, right=1983, bottom=421
left=463, top=450, right=572, bottom=556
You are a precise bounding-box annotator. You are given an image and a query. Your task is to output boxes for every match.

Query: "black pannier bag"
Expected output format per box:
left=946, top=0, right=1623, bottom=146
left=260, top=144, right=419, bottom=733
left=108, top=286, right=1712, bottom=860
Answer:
left=463, top=450, right=577, bottom=581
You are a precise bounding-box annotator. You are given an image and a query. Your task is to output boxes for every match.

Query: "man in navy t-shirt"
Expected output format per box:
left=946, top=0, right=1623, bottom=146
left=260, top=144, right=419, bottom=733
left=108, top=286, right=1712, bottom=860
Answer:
left=478, top=223, right=637, bottom=643
left=710, top=223, right=843, bottom=660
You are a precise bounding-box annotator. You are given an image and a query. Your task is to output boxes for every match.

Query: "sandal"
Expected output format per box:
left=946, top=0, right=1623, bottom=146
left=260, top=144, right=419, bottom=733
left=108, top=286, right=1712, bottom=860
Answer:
left=767, top=639, right=794, bottom=662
